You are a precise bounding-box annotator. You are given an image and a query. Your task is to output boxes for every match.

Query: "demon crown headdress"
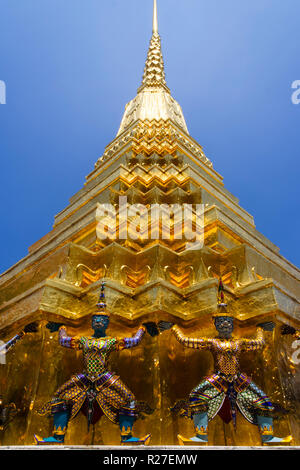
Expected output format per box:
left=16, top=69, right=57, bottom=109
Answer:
left=94, top=281, right=109, bottom=317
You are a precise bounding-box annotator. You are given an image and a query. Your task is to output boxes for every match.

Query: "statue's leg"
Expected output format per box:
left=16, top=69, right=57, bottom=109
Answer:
left=119, top=412, right=136, bottom=443
left=34, top=399, right=70, bottom=445
left=177, top=411, right=209, bottom=446
left=191, top=412, right=208, bottom=442
left=119, top=402, right=150, bottom=445
left=237, top=382, right=292, bottom=445
left=257, top=415, right=292, bottom=445
left=177, top=380, right=217, bottom=446
left=99, top=376, right=151, bottom=445
left=257, top=416, right=275, bottom=444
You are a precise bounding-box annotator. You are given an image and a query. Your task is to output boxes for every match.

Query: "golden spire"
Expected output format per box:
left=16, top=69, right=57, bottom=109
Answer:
left=139, top=0, right=169, bottom=93
left=117, top=0, right=189, bottom=136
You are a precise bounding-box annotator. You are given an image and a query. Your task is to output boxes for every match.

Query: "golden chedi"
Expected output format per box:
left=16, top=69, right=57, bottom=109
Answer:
left=0, top=0, right=299, bottom=446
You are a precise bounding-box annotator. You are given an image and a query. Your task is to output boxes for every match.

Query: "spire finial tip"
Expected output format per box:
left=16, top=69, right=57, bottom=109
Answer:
left=153, top=0, right=158, bottom=34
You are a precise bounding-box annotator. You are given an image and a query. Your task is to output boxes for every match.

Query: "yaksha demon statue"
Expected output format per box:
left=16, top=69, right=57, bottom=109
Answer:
left=0, top=322, right=38, bottom=433
left=161, top=282, right=292, bottom=446
left=34, top=282, right=155, bottom=445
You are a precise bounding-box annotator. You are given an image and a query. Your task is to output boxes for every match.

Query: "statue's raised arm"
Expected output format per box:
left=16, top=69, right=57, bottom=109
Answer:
left=0, top=322, right=38, bottom=355
left=171, top=325, right=214, bottom=351
left=118, top=326, right=146, bottom=350
left=118, top=321, right=159, bottom=351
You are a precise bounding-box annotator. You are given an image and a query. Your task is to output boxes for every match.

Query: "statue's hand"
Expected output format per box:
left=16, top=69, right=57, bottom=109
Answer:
left=257, top=321, right=275, bottom=332
left=46, top=322, right=64, bottom=333
left=143, top=322, right=159, bottom=337
left=281, top=324, right=296, bottom=336
left=158, top=321, right=175, bottom=332
left=23, top=322, right=38, bottom=333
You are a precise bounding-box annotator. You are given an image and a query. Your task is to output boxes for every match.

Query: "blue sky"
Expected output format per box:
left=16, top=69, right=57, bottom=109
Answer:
left=0, top=0, right=299, bottom=273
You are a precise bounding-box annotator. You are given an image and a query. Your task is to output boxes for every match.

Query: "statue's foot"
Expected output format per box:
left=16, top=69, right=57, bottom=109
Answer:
left=34, top=434, right=64, bottom=445
left=262, top=435, right=292, bottom=446
left=121, top=434, right=151, bottom=446
left=178, top=434, right=208, bottom=446
left=190, top=436, right=208, bottom=443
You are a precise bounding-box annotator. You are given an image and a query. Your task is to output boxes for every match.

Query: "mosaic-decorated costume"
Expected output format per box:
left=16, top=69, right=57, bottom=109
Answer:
left=35, top=283, right=154, bottom=445
left=170, top=319, right=292, bottom=445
